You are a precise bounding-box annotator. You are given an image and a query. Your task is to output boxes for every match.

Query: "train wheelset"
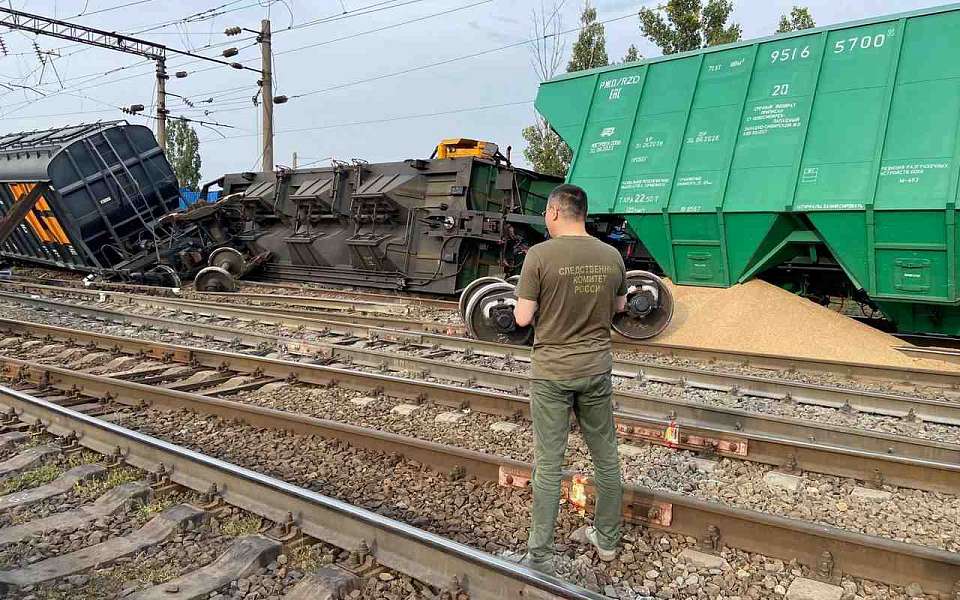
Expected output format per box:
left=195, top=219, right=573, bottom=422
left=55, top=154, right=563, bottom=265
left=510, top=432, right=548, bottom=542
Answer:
left=459, top=270, right=674, bottom=345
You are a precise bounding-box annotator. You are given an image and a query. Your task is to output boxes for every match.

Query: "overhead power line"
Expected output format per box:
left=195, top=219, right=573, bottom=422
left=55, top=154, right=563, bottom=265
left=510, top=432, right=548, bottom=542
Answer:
left=72, top=0, right=160, bottom=18
left=274, top=0, right=492, bottom=59
left=0, top=7, right=262, bottom=71
left=0, top=6, right=262, bottom=142
left=285, top=11, right=639, bottom=100
left=198, top=99, right=534, bottom=143
left=1, top=0, right=477, bottom=110
left=284, top=0, right=429, bottom=31
left=1, top=0, right=272, bottom=66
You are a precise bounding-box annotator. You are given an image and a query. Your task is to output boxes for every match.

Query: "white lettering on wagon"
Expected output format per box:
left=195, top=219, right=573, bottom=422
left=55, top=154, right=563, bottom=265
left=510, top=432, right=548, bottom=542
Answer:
left=742, top=102, right=802, bottom=137
left=600, top=74, right=642, bottom=101
left=880, top=162, right=949, bottom=185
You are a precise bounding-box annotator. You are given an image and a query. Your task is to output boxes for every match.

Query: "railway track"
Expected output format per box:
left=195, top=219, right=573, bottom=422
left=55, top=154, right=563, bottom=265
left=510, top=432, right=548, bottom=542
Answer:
left=1, top=307, right=959, bottom=493
left=0, top=385, right=607, bottom=599
left=1, top=291, right=960, bottom=494
left=1, top=280, right=960, bottom=595
left=0, top=279, right=955, bottom=403
left=0, top=357, right=958, bottom=596
left=3, top=278, right=958, bottom=393
left=218, top=279, right=462, bottom=307
left=8, top=273, right=461, bottom=311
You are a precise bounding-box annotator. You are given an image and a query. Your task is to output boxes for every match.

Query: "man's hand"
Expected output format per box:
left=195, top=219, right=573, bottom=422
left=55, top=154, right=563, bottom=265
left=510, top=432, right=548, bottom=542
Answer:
left=514, top=298, right=538, bottom=327
left=615, top=295, right=627, bottom=314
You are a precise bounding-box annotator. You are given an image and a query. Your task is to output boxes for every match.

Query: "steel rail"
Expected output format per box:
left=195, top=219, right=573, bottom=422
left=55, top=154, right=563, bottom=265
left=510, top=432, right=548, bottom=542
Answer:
left=185, top=293, right=411, bottom=315
left=8, top=275, right=181, bottom=296
left=0, top=386, right=603, bottom=600
left=194, top=289, right=459, bottom=310
left=5, top=287, right=960, bottom=430
left=2, top=380, right=959, bottom=595
left=5, top=294, right=960, bottom=442
left=5, top=287, right=960, bottom=427
left=897, top=345, right=960, bottom=366
left=2, top=319, right=958, bottom=495
left=2, top=279, right=957, bottom=391
left=0, top=282, right=459, bottom=335
left=7, top=274, right=462, bottom=308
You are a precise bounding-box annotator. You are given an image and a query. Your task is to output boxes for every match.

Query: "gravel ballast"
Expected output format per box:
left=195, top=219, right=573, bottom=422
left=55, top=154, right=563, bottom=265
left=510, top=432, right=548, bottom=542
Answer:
left=109, top=406, right=933, bottom=600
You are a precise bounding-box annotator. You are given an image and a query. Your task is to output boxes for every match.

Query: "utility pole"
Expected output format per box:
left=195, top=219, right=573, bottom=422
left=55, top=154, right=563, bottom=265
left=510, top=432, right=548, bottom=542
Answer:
left=155, top=59, right=168, bottom=147
left=260, top=19, right=273, bottom=171
left=292, top=151, right=298, bottom=169
left=227, top=19, right=283, bottom=173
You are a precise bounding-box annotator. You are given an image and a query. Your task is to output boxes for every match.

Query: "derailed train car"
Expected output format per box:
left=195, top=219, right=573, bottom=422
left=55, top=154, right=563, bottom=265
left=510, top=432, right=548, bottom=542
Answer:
left=0, top=121, right=197, bottom=285
left=0, top=127, right=559, bottom=294
left=186, top=139, right=561, bottom=294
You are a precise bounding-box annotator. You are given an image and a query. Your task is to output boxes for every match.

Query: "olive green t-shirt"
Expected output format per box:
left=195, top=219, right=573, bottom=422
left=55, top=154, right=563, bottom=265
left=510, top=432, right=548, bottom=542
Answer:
left=516, top=235, right=627, bottom=380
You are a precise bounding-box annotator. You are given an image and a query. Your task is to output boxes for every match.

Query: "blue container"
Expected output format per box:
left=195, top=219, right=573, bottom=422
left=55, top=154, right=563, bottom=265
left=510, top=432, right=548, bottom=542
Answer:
left=179, top=188, right=221, bottom=209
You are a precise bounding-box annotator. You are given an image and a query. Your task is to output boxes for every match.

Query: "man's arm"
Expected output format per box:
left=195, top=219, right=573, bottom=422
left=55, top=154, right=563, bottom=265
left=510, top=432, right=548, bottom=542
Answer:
left=614, top=252, right=628, bottom=313
left=513, top=248, right=541, bottom=328
left=514, top=298, right=538, bottom=327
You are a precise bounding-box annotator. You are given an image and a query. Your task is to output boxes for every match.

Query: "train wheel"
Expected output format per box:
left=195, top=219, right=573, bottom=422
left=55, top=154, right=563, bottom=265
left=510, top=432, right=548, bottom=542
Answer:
left=208, top=247, right=246, bottom=277
left=463, top=281, right=533, bottom=346
left=458, top=276, right=505, bottom=321
left=149, top=265, right=181, bottom=288
left=195, top=266, right=239, bottom=292
left=612, top=270, right=674, bottom=340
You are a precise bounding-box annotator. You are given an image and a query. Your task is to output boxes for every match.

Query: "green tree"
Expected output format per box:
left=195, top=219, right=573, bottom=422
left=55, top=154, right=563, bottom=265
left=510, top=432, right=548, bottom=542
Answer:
left=523, top=2, right=609, bottom=176
left=637, top=0, right=741, bottom=55
left=521, top=125, right=572, bottom=177
left=567, top=3, right=609, bottom=72
left=165, top=119, right=202, bottom=190
left=777, top=6, right=815, bottom=33
left=623, top=44, right=641, bottom=63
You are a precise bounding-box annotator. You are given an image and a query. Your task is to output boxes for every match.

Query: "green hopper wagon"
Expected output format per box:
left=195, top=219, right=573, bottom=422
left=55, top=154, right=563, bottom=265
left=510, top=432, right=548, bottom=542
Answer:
left=535, top=3, right=960, bottom=336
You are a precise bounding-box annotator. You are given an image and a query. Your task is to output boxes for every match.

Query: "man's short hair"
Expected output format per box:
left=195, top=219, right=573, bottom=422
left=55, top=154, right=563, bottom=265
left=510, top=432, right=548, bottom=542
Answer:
left=547, top=184, right=588, bottom=219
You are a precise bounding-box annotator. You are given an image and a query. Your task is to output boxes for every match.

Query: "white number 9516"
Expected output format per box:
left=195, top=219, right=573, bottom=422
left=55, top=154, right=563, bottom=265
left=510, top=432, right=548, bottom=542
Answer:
left=770, top=46, right=811, bottom=63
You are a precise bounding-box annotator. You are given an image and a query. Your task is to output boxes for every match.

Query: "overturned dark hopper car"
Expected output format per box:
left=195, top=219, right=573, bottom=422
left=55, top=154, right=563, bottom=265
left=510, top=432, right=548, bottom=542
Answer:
left=0, top=121, right=184, bottom=284
left=194, top=141, right=561, bottom=294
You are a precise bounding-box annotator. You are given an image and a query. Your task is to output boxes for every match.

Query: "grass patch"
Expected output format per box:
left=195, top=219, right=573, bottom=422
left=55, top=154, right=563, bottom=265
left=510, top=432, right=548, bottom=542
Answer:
left=0, top=542, right=29, bottom=570
left=128, top=490, right=201, bottom=527
left=289, top=542, right=334, bottom=571
left=18, top=435, right=50, bottom=449
left=108, top=557, right=181, bottom=586
left=0, top=462, right=63, bottom=495
left=74, top=467, right=141, bottom=500
left=24, top=587, right=75, bottom=600
left=220, top=514, right=262, bottom=537
left=65, top=450, right=103, bottom=469
left=130, top=497, right=174, bottom=526
left=28, top=557, right=183, bottom=600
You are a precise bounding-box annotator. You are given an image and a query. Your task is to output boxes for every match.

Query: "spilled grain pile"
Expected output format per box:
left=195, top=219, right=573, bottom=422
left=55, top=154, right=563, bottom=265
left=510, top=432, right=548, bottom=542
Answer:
left=645, top=279, right=955, bottom=370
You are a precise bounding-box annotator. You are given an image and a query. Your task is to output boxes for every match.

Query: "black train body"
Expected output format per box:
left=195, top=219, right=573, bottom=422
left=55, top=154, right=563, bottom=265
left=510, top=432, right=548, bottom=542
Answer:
left=194, top=153, right=561, bottom=294
left=0, top=122, right=187, bottom=282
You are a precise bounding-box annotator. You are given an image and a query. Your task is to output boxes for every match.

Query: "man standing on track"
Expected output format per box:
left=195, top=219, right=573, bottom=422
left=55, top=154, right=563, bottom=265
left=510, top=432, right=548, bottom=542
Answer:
left=513, top=183, right=627, bottom=574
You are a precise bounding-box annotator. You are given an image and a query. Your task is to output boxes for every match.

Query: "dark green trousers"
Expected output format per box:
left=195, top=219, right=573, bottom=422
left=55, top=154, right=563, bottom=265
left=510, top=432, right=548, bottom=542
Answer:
left=527, top=372, right=622, bottom=561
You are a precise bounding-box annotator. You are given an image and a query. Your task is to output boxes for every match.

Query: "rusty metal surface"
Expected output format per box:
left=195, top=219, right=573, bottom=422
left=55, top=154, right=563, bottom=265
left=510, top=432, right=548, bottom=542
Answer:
left=2, top=319, right=959, bottom=494
left=0, top=385, right=604, bottom=600
left=2, top=382, right=959, bottom=595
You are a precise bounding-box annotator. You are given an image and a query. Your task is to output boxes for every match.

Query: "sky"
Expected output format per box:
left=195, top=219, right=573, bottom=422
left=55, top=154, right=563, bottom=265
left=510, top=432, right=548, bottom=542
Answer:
left=0, top=0, right=951, bottom=182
